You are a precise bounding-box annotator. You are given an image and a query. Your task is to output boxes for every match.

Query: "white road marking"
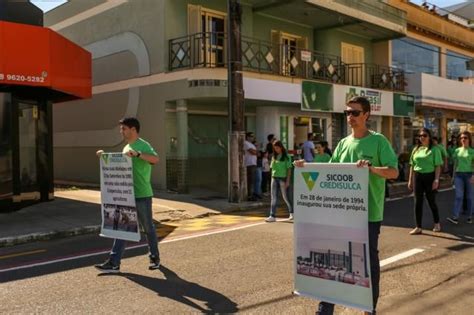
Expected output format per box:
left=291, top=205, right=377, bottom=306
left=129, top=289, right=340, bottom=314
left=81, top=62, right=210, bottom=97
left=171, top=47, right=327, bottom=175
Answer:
left=386, top=187, right=453, bottom=202
left=0, top=219, right=288, bottom=273
left=380, top=248, right=425, bottom=267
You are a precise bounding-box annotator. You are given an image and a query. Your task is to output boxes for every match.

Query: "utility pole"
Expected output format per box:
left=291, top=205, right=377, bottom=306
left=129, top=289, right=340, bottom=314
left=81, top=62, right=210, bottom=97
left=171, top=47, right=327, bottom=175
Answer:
left=227, top=0, right=246, bottom=203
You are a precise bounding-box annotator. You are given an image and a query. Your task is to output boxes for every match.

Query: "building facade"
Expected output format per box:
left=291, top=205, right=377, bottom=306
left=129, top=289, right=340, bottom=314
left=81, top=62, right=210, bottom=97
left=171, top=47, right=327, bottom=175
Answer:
left=388, top=0, right=474, bottom=153
left=47, top=0, right=410, bottom=193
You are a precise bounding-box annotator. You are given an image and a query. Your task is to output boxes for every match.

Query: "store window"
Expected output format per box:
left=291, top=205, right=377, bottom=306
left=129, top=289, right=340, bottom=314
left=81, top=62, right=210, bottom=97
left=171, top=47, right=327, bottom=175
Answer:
left=392, top=38, right=440, bottom=76
left=446, top=50, right=473, bottom=81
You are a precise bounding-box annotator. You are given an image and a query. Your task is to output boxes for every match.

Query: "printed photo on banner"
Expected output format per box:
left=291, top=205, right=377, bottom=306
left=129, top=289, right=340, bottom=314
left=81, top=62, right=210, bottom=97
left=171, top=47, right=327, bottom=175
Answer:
left=296, top=223, right=370, bottom=288
left=99, top=153, right=140, bottom=242
left=293, top=163, right=372, bottom=312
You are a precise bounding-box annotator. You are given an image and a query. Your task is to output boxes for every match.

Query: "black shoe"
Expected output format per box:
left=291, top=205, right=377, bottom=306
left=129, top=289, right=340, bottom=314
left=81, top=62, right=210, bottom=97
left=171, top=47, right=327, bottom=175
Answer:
left=94, top=260, right=120, bottom=273
left=467, top=217, right=472, bottom=224
left=447, top=217, right=459, bottom=225
left=149, top=255, right=160, bottom=270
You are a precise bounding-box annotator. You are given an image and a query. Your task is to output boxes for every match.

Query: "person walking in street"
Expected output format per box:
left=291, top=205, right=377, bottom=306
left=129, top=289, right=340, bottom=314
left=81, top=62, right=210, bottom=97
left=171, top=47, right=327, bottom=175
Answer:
left=244, top=132, right=258, bottom=201
left=265, top=140, right=293, bottom=222
left=313, top=142, right=331, bottom=163
left=302, top=133, right=316, bottom=162
left=95, top=117, right=160, bottom=273
left=447, top=131, right=474, bottom=225
left=408, top=128, right=443, bottom=235
left=295, top=96, right=398, bottom=315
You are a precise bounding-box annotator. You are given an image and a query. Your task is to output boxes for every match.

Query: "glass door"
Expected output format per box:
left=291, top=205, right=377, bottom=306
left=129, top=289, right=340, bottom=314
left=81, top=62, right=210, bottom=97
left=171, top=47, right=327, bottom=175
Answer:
left=18, top=102, right=40, bottom=200
left=0, top=93, right=13, bottom=204
left=201, top=11, right=225, bottom=67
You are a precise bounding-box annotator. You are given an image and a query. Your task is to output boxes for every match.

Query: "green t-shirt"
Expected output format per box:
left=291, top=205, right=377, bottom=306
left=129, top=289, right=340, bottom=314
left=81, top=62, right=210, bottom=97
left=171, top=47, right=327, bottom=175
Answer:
left=270, top=155, right=292, bottom=178
left=453, top=147, right=474, bottom=173
left=447, top=146, right=456, bottom=163
left=330, top=131, right=398, bottom=222
left=409, top=146, right=443, bottom=173
left=123, top=138, right=158, bottom=198
left=437, top=144, right=448, bottom=159
left=313, top=153, right=331, bottom=163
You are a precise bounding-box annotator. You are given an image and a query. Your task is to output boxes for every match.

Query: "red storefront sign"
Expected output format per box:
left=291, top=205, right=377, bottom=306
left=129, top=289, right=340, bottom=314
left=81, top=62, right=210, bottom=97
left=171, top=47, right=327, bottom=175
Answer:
left=0, top=21, right=91, bottom=100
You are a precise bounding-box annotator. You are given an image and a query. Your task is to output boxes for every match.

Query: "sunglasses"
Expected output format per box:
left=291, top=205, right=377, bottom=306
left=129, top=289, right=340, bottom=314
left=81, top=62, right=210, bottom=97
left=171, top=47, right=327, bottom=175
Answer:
left=460, top=137, right=468, bottom=140
left=343, top=110, right=364, bottom=117
left=418, top=134, right=428, bottom=138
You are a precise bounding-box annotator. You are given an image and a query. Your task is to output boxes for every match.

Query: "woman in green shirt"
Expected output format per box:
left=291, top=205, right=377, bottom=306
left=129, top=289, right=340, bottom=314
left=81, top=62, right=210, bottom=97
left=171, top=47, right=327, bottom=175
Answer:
left=408, top=128, right=443, bottom=234
left=265, top=141, right=293, bottom=222
left=313, top=142, right=331, bottom=163
left=447, top=131, right=474, bottom=224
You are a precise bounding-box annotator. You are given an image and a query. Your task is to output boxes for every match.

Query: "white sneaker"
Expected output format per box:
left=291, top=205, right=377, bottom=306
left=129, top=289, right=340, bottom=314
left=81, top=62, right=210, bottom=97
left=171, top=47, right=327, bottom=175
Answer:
left=288, top=214, right=294, bottom=220
left=265, top=216, right=276, bottom=222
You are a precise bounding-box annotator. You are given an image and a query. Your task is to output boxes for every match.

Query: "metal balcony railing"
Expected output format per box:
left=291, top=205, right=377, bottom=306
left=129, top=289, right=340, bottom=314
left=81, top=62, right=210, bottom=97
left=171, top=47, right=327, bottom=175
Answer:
left=169, top=32, right=406, bottom=91
left=345, top=63, right=405, bottom=91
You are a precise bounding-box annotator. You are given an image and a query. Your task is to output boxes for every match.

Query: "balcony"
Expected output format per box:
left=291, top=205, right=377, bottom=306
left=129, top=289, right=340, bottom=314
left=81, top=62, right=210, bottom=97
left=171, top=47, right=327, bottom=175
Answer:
left=169, top=32, right=405, bottom=92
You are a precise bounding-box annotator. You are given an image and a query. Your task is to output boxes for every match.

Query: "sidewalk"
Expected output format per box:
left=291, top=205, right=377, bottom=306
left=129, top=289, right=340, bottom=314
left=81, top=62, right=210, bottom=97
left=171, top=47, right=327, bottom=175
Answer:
left=0, top=189, right=267, bottom=247
left=0, top=178, right=452, bottom=248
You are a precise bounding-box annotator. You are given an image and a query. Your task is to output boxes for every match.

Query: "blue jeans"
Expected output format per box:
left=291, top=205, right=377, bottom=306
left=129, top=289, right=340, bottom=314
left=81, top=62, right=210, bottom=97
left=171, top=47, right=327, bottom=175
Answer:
left=453, top=172, right=473, bottom=218
left=269, top=177, right=292, bottom=217
left=317, top=222, right=381, bottom=315
left=254, top=167, right=262, bottom=197
left=110, top=197, right=159, bottom=265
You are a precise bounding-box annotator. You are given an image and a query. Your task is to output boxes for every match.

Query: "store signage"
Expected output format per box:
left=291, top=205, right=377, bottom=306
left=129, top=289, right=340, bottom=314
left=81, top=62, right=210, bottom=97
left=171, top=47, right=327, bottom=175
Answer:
left=301, top=80, right=333, bottom=112
left=393, top=93, right=415, bottom=117
left=333, top=85, right=394, bottom=116
left=301, top=50, right=312, bottom=62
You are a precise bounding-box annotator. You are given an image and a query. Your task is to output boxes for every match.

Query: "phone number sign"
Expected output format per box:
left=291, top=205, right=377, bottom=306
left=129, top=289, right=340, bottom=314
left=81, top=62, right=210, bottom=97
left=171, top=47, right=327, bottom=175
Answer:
left=0, top=71, right=48, bottom=84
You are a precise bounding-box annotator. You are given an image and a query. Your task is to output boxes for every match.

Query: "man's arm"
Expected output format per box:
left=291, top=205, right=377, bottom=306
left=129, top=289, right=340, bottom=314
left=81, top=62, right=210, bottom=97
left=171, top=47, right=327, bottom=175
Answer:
left=126, top=149, right=159, bottom=164
left=356, top=160, right=398, bottom=179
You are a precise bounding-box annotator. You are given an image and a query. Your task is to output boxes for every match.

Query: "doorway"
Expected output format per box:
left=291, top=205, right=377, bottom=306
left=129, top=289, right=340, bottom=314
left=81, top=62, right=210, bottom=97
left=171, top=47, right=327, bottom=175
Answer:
left=201, top=10, right=226, bottom=67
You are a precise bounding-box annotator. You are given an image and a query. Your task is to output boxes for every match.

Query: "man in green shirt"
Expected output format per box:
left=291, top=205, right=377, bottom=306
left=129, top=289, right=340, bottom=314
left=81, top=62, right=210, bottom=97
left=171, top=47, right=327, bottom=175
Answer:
left=296, top=96, right=398, bottom=315
left=95, top=117, right=160, bottom=273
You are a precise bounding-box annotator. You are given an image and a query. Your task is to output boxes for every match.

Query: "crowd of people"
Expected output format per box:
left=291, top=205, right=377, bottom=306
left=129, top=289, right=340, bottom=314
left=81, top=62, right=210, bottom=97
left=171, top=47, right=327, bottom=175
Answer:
left=244, top=96, right=473, bottom=314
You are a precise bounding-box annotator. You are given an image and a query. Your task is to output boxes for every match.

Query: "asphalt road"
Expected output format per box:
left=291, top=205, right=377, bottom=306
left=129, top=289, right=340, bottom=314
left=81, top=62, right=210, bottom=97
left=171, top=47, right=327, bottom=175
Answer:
left=1, top=189, right=473, bottom=314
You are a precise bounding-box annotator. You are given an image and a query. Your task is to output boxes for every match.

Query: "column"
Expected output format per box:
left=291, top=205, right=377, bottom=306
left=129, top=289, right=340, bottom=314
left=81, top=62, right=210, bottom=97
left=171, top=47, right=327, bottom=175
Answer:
left=256, top=106, right=279, bottom=146
left=176, top=99, right=188, bottom=193
left=439, top=47, right=447, bottom=78
left=441, top=116, right=447, bottom=146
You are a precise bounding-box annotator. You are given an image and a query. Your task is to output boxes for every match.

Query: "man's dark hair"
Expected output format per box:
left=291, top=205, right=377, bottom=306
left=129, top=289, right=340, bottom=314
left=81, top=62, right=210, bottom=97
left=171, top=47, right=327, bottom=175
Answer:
left=347, top=96, right=371, bottom=113
left=119, top=117, right=140, bottom=133
left=307, top=133, right=314, bottom=140
left=267, top=134, right=275, bottom=142
left=246, top=132, right=254, bottom=138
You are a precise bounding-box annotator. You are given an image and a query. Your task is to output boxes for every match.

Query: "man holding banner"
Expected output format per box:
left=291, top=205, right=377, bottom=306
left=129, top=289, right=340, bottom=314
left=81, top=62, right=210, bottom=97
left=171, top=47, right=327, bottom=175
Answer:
left=295, top=96, right=398, bottom=314
left=95, top=117, right=160, bottom=273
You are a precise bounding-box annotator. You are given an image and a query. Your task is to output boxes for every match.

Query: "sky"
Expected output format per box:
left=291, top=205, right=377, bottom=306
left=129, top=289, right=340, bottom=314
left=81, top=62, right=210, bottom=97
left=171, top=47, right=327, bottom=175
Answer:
left=406, top=0, right=468, bottom=8
left=30, top=0, right=67, bottom=12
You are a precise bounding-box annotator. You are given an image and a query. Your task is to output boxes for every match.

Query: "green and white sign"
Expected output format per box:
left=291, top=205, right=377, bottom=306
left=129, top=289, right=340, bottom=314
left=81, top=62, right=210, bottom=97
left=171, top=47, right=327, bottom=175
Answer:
left=301, top=80, right=333, bottom=112
left=294, top=163, right=373, bottom=312
left=333, top=85, right=393, bottom=116
left=393, top=93, right=415, bottom=117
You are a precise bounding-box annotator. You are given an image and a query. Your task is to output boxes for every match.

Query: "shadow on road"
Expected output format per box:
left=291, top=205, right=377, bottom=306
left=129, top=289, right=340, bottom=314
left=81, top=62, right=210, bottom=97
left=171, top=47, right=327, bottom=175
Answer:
left=105, top=265, right=238, bottom=313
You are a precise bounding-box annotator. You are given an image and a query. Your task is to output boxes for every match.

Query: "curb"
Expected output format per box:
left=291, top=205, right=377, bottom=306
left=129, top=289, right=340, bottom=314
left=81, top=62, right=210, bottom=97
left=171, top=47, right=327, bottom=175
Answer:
left=0, top=225, right=100, bottom=248
left=1, top=186, right=452, bottom=247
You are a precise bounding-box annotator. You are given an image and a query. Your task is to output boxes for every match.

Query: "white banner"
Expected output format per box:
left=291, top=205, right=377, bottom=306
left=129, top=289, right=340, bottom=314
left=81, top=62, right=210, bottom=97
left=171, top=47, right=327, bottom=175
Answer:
left=293, top=163, right=372, bottom=312
left=99, top=153, right=140, bottom=242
